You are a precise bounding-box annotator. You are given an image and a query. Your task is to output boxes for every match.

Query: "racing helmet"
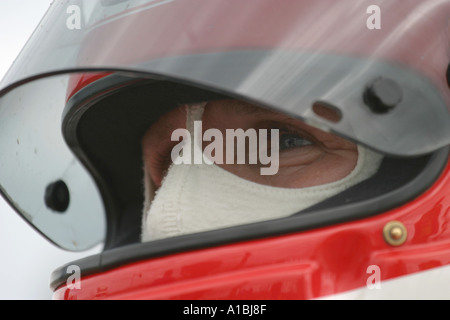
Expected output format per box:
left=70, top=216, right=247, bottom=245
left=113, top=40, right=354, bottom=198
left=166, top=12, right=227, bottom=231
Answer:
left=0, top=0, right=449, bottom=299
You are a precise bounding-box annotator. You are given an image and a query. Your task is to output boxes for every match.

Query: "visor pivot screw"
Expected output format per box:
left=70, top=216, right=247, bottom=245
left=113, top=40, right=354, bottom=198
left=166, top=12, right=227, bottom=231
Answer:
left=45, top=180, right=70, bottom=213
left=363, top=78, right=403, bottom=113
left=383, top=221, right=407, bottom=246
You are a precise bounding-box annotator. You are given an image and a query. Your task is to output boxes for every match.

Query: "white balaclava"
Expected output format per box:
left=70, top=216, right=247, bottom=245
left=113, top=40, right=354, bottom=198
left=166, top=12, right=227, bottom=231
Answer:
left=141, top=103, right=383, bottom=242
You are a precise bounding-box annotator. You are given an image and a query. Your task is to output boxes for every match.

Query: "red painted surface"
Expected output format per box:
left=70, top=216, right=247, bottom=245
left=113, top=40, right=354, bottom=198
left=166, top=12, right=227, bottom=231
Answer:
left=54, top=158, right=450, bottom=300
left=66, top=72, right=111, bottom=101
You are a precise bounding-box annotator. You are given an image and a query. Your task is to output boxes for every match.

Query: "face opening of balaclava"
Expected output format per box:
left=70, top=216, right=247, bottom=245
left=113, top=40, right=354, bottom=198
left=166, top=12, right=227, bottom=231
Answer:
left=141, top=103, right=384, bottom=242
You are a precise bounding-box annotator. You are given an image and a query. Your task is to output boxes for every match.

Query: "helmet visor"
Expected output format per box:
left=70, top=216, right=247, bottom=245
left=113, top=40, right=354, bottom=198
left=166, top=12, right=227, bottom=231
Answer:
left=1, top=0, right=449, bottom=156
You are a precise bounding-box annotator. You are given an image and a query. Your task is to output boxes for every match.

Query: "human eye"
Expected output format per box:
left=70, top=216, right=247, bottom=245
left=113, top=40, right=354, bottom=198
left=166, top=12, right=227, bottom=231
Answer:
left=278, top=129, right=313, bottom=151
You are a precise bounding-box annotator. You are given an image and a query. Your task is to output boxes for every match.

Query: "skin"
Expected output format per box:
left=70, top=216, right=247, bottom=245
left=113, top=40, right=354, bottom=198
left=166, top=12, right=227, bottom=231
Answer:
left=142, top=99, right=358, bottom=189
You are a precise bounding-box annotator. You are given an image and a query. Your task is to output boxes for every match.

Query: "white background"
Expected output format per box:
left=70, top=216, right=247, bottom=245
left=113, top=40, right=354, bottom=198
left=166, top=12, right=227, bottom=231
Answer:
left=0, top=0, right=100, bottom=300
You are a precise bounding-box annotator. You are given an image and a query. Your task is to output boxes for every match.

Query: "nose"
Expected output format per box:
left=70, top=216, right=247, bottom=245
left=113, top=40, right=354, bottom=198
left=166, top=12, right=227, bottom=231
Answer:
left=142, top=105, right=187, bottom=187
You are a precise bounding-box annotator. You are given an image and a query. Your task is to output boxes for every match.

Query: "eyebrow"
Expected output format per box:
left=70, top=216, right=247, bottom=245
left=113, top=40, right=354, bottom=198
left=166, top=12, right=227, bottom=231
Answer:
left=206, top=99, right=318, bottom=135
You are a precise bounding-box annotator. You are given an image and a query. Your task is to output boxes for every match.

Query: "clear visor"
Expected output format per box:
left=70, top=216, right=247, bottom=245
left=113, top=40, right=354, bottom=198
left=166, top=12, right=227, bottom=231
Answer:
left=0, top=0, right=448, bottom=250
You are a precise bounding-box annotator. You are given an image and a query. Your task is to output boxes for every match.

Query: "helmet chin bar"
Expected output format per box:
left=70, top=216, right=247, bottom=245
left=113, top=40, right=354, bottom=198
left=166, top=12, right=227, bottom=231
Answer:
left=49, top=144, right=449, bottom=291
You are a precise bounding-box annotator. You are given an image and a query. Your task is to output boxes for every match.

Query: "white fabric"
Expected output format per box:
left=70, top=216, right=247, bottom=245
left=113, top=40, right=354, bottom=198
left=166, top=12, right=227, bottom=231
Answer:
left=141, top=104, right=383, bottom=242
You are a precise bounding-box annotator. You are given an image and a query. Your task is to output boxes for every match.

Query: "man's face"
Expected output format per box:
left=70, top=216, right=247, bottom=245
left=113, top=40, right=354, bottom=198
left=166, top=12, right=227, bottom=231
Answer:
left=142, top=99, right=358, bottom=190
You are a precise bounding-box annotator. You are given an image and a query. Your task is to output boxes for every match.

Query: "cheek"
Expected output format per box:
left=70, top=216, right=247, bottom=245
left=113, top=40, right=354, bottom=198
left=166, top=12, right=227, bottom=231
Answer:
left=217, top=149, right=358, bottom=189
left=286, top=151, right=358, bottom=187
left=142, top=106, right=187, bottom=187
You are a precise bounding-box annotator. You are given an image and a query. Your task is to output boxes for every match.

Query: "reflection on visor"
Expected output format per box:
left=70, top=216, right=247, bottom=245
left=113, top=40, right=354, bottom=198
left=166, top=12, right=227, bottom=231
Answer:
left=1, top=0, right=448, bottom=157
left=0, top=74, right=105, bottom=251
